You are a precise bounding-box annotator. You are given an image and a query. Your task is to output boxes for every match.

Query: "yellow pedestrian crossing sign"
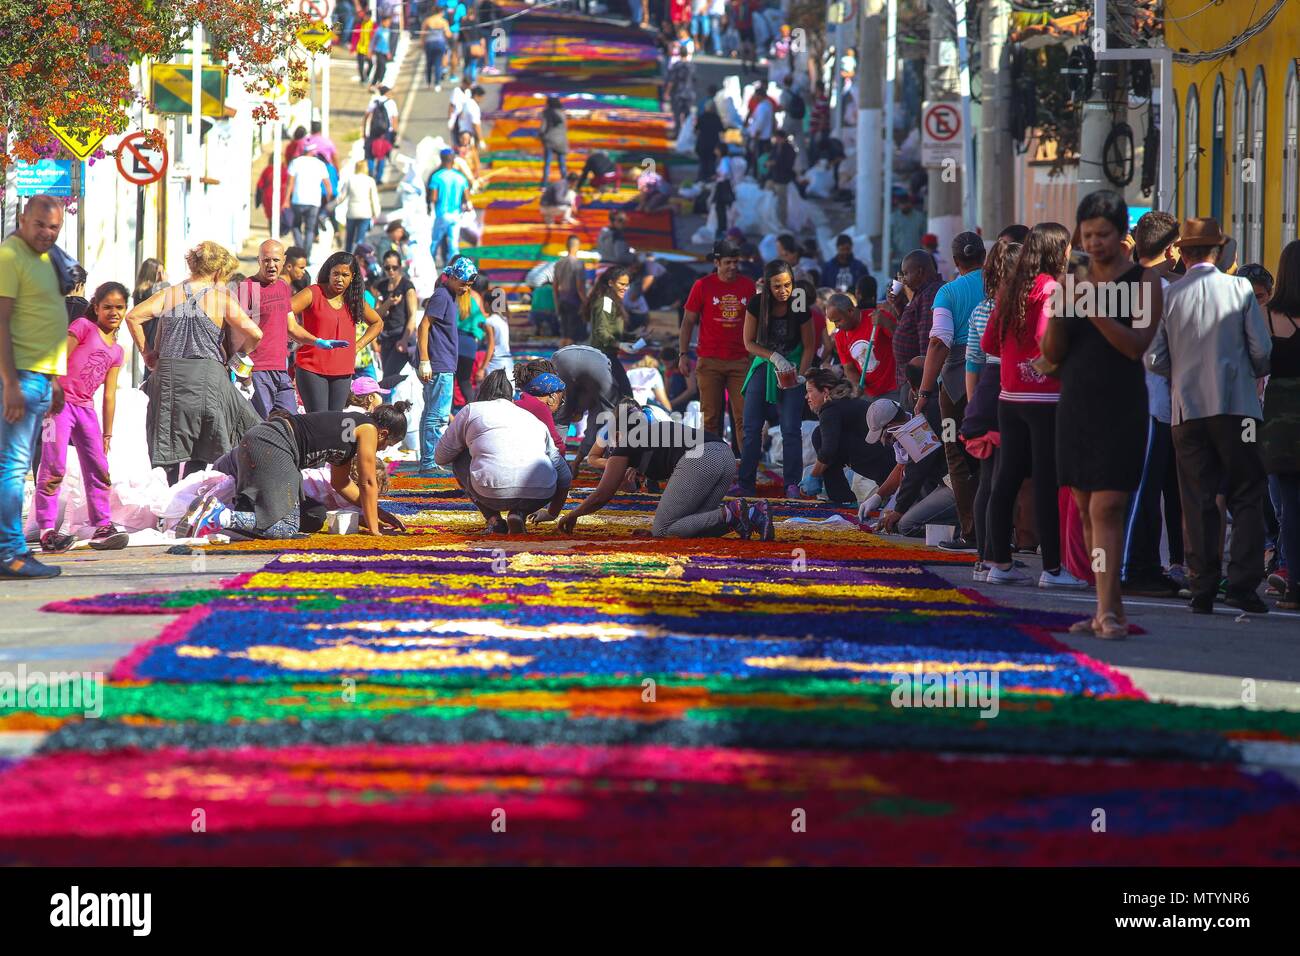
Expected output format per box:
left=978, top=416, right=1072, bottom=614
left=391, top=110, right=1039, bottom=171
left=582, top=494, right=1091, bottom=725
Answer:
left=47, top=118, right=108, bottom=162
left=150, top=64, right=228, bottom=117
left=297, top=21, right=334, bottom=52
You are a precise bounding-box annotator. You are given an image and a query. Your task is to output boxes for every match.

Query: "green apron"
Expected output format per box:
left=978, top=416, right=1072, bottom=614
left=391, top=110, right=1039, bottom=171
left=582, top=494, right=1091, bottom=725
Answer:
left=742, top=343, right=804, bottom=404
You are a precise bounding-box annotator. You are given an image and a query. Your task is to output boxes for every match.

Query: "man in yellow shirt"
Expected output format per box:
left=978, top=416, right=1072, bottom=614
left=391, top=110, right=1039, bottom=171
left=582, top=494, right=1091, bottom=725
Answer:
left=0, top=195, right=69, bottom=579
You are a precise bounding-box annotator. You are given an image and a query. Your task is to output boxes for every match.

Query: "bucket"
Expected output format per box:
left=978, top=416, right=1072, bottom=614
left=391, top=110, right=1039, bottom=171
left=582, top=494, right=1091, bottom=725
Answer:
left=889, top=414, right=942, bottom=463
left=228, top=352, right=253, bottom=377
left=326, top=511, right=359, bottom=535
left=925, top=524, right=955, bottom=547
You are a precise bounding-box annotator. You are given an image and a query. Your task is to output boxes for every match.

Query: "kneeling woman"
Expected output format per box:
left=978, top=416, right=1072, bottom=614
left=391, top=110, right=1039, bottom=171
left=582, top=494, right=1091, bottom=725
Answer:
left=556, top=400, right=774, bottom=540
left=435, top=370, right=572, bottom=534
left=191, top=403, right=410, bottom=538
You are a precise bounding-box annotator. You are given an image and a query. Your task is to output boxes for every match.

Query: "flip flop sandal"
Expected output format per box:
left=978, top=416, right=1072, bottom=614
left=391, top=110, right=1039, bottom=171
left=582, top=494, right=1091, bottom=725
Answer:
left=1095, top=612, right=1128, bottom=640
left=1068, top=617, right=1097, bottom=635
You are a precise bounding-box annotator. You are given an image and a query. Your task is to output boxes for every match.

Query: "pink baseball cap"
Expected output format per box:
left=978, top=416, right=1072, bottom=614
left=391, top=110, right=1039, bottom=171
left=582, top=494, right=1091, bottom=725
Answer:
left=350, top=375, right=390, bottom=396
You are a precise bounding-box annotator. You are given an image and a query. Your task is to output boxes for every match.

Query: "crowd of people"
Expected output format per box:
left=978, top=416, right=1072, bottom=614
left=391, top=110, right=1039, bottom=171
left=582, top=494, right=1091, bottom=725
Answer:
left=2, top=3, right=1294, bottom=631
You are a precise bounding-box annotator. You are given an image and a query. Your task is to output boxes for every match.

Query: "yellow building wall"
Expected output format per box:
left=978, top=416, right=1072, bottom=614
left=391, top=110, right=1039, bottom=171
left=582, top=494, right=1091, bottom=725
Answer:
left=1169, top=0, right=1300, bottom=269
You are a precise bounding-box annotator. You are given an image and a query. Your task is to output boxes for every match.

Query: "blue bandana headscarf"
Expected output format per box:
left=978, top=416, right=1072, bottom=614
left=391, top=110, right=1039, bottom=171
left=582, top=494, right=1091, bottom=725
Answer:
left=443, top=255, right=478, bottom=282
left=523, top=372, right=565, bottom=396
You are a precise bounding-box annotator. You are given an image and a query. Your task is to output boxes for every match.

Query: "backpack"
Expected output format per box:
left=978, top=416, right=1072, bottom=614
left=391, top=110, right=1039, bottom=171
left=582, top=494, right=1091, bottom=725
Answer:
left=367, top=99, right=392, bottom=140
left=787, top=91, right=806, bottom=121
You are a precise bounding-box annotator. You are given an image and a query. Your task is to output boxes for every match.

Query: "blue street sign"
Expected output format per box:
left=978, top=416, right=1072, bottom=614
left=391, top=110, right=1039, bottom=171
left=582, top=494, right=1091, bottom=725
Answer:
left=15, top=159, right=78, bottom=197
left=1128, top=205, right=1152, bottom=233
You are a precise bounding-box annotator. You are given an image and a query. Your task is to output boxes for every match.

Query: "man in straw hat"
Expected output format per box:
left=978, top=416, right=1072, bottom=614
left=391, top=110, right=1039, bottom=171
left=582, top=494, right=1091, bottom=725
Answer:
left=1147, top=217, right=1273, bottom=615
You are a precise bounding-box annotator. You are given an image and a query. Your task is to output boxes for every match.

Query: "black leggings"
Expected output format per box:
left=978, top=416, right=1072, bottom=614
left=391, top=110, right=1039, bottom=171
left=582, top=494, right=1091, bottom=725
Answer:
left=454, top=353, right=475, bottom=409
left=973, top=450, right=996, bottom=562
left=986, top=401, right=1061, bottom=570
left=296, top=367, right=352, bottom=412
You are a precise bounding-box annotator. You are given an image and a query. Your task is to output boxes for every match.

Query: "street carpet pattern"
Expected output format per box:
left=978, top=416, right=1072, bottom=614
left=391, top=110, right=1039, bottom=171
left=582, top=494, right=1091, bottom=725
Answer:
left=4, top=16, right=1300, bottom=865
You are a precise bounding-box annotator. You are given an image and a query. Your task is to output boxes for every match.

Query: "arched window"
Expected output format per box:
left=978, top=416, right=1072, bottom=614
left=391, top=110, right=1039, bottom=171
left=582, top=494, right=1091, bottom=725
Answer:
left=1172, top=88, right=1180, bottom=216
left=1211, top=75, right=1226, bottom=223
left=1248, top=67, right=1266, bottom=263
left=1185, top=84, right=1200, bottom=220
left=1284, top=64, right=1299, bottom=247
left=1231, top=70, right=1248, bottom=247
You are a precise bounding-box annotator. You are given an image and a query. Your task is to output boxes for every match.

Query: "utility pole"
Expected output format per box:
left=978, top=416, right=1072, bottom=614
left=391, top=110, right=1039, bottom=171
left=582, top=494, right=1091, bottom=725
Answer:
left=189, top=24, right=203, bottom=242
left=855, top=0, right=885, bottom=258
left=927, top=0, right=962, bottom=275
left=978, top=0, right=1014, bottom=233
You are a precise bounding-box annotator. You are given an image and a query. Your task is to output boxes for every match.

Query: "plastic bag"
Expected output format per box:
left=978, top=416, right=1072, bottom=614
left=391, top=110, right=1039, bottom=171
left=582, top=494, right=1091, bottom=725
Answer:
left=805, top=160, right=836, bottom=199
left=674, top=113, right=696, bottom=154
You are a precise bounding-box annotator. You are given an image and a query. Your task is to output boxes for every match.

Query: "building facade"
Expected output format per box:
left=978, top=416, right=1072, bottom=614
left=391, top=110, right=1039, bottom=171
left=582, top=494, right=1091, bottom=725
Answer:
left=1170, top=0, right=1300, bottom=269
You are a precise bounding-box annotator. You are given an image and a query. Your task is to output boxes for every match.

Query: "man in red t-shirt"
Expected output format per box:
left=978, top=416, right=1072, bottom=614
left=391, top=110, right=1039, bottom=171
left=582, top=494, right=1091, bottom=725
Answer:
left=827, top=290, right=896, bottom=399
left=680, top=238, right=754, bottom=440
left=237, top=238, right=297, bottom=418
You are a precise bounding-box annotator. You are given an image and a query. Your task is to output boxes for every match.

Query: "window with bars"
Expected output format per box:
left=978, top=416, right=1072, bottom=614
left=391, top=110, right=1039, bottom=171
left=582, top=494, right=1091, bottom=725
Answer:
left=1284, top=65, right=1299, bottom=247
left=1231, top=70, right=1248, bottom=249
left=1248, top=68, right=1266, bottom=264
left=1185, top=84, right=1200, bottom=221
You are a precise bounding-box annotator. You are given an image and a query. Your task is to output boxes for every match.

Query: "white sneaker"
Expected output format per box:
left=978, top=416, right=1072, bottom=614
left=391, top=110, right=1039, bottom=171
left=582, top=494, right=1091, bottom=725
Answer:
left=435, top=83, right=442, bottom=92
left=986, top=565, right=1033, bottom=586
left=1039, top=567, right=1088, bottom=590
left=972, top=561, right=989, bottom=583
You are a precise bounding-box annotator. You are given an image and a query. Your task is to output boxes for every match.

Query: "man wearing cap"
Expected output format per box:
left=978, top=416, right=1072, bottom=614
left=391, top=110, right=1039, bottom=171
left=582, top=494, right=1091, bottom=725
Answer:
left=1148, top=216, right=1273, bottom=614
left=286, top=143, right=334, bottom=254
left=863, top=394, right=954, bottom=537
left=680, top=238, right=754, bottom=444
left=416, top=256, right=476, bottom=476
left=427, top=149, right=471, bottom=268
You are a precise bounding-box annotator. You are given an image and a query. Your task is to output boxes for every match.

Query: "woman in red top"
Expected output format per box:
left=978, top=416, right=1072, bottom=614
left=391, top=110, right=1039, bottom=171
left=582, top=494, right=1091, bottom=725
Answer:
left=289, top=251, right=383, bottom=412
left=978, top=222, right=1080, bottom=590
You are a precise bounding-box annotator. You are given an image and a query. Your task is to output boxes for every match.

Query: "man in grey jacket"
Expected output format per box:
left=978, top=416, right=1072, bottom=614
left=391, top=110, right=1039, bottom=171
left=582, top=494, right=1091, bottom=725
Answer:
left=1146, top=217, right=1272, bottom=614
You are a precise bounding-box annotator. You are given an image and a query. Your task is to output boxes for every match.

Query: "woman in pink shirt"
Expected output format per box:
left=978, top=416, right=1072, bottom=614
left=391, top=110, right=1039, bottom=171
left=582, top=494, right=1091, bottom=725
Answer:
left=978, top=222, right=1084, bottom=591
left=35, top=282, right=130, bottom=553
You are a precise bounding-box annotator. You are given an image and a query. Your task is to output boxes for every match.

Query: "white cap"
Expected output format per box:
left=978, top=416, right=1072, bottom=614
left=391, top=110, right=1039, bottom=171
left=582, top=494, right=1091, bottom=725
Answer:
left=866, top=398, right=903, bottom=444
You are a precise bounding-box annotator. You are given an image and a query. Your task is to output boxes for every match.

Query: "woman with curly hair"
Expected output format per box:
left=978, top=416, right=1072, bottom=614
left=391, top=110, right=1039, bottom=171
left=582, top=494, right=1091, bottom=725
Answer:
left=288, top=251, right=384, bottom=412
left=127, top=241, right=265, bottom=484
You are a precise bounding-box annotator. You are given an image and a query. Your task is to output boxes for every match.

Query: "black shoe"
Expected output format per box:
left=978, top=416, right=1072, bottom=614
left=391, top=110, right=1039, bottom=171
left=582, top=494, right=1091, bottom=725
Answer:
left=0, top=554, right=62, bottom=579
left=1122, top=574, right=1181, bottom=598
left=936, top=534, right=978, bottom=553
left=1190, top=594, right=1214, bottom=614
left=88, top=523, right=130, bottom=551
left=39, top=530, right=76, bottom=554
left=1224, top=590, right=1269, bottom=614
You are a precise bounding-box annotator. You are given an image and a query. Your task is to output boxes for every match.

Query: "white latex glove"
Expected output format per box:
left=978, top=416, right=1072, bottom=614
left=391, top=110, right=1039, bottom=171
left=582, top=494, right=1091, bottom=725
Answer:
left=770, top=352, right=794, bottom=374
left=418, top=361, right=432, bottom=384
left=857, top=493, right=882, bottom=523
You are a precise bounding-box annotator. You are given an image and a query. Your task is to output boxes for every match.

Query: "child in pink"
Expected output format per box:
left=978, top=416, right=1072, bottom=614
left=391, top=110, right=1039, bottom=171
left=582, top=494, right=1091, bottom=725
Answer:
left=35, top=282, right=129, bottom=551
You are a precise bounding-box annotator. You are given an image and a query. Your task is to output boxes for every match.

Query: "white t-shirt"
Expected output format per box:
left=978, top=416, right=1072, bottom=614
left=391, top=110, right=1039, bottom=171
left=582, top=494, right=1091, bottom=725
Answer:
left=288, top=155, right=330, bottom=207
left=455, top=97, right=482, bottom=137
left=484, top=312, right=512, bottom=373
left=626, top=366, right=665, bottom=407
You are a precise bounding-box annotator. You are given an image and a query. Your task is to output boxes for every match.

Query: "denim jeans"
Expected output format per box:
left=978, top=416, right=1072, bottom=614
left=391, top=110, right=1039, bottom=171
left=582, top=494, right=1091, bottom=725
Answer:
left=424, top=39, right=447, bottom=85
left=419, top=372, right=454, bottom=472
left=898, top=485, right=958, bottom=537
left=541, top=147, right=568, bottom=184
left=739, top=373, right=804, bottom=488
left=291, top=203, right=320, bottom=253
left=0, top=371, right=53, bottom=561
left=431, top=216, right=461, bottom=267
left=628, top=0, right=643, bottom=23
left=344, top=217, right=372, bottom=252
left=367, top=157, right=387, bottom=183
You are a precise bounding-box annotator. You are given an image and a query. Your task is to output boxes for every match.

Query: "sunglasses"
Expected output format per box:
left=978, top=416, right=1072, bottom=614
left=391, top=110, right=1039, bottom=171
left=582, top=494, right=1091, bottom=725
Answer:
left=384, top=265, right=401, bottom=272
left=1237, top=265, right=1273, bottom=285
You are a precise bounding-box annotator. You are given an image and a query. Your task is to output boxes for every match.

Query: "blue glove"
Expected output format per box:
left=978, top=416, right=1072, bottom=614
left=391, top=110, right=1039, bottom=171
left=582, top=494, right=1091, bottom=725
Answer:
left=314, top=338, right=336, bottom=350
left=799, top=476, right=823, bottom=497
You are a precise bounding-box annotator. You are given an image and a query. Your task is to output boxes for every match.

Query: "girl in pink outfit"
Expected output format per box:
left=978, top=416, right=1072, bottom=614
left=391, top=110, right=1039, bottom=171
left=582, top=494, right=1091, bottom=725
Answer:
left=35, top=282, right=129, bottom=552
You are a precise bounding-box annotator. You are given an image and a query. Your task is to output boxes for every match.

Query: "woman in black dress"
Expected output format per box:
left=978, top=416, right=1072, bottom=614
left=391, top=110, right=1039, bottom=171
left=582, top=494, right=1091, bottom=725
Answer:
left=1041, top=189, right=1163, bottom=639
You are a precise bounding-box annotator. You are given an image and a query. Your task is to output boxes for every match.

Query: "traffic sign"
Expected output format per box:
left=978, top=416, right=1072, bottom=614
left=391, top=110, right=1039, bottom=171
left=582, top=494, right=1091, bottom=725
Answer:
left=297, top=21, right=334, bottom=51
left=47, top=118, right=107, bottom=161
left=14, top=160, right=78, bottom=197
left=151, top=64, right=228, bottom=116
left=115, top=132, right=168, bottom=186
left=921, top=101, right=963, bottom=168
